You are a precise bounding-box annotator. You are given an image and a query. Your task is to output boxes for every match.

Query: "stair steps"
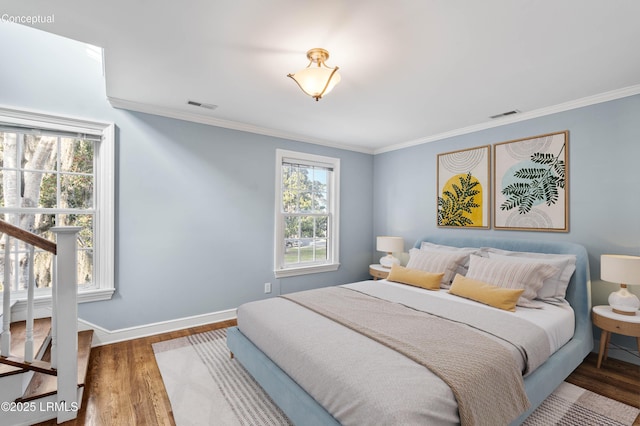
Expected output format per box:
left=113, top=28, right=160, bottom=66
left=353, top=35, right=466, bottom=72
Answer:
left=0, top=318, right=52, bottom=378
left=19, top=329, right=94, bottom=402
left=0, top=317, right=94, bottom=404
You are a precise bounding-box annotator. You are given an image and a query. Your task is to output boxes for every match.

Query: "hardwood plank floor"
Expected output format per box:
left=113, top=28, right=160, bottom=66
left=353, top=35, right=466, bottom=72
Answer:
left=34, top=319, right=237, bottom=426
left=35, top=319, right=639, bottom=426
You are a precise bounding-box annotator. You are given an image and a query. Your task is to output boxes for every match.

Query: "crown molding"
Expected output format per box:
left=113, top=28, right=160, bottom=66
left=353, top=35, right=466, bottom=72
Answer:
left=375, top=84, right=640, bottom=155
left=107, top=97, right=374, bottom=154
left=108, top=84, right=640, bottom=157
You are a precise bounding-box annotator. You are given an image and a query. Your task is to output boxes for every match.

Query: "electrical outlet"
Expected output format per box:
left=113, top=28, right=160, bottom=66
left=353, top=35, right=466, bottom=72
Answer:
left=264, top=282, right=272, bottom=294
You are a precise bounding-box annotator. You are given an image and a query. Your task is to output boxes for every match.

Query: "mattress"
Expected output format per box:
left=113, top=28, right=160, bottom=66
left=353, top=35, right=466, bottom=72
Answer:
left=369, top=279, right=575, bottom=356
left=236, top=280, right=575, bottom=425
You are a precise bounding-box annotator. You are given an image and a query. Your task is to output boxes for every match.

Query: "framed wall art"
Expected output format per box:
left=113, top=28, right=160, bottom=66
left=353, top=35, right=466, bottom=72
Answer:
left=437, top=145, right=490, bottom=228
left=493, top=131, right=569, bottom=232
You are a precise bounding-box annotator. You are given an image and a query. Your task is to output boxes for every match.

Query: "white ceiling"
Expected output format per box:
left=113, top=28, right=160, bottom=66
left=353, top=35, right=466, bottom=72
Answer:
left=5, top=0, right=640, bottom=153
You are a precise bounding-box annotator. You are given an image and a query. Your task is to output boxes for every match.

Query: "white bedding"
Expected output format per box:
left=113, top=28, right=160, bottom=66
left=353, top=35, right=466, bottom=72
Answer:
left=236, top=279, right=576, bottom=425
left=367, top=279, right=575, bottom=355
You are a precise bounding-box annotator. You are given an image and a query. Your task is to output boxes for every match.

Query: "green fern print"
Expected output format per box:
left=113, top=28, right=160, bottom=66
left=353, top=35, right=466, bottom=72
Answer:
left=438, top=172, right=480, bottom=226
left=500, top=145, right=566, bottom=214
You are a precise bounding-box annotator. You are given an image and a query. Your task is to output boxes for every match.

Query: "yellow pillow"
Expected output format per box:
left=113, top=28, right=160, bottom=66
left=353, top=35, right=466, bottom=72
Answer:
left=449, top=274, right=524, bottom=312
left=386, top=265, right=444, bottom=290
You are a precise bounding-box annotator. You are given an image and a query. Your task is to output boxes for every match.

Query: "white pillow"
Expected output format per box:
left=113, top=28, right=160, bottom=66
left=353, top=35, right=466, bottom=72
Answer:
left=465, top=255, right=559, bottom=308
left=407, top=248, right=467, bottom=288
left=419, top=242, right=482, bottom=279
left=485, top=249, right=576, bottom=301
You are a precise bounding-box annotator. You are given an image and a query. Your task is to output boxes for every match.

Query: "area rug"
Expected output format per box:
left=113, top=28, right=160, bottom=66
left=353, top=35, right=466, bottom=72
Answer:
left=153, top=328, right=640, bottom=426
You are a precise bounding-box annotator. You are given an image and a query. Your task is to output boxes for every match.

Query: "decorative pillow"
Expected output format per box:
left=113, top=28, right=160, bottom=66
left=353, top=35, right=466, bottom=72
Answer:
left=386, top=265, right=443, bottom=290
left=419, top=242, right=483, bottom=279
left=465, top=255, right=558, bottom=308
left=449, top=274, right=524, bottom=312
left=406, top=248, right=468, bottom=288
left=485, top=249, right=576, bottom=301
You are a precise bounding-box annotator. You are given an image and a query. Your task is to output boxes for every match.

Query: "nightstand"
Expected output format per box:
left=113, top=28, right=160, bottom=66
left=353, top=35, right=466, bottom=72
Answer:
left=592, top=305, right=640, bottom=368
left=369, top=264, right=390, bottom=280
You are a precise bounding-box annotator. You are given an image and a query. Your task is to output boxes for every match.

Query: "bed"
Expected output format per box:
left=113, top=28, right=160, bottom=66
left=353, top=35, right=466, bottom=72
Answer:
left=227, top=236, right=593, bottom=425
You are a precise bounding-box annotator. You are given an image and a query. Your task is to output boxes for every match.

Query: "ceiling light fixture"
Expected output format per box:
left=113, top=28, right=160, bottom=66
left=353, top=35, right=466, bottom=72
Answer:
left=288, top=48, right=341, bottom=101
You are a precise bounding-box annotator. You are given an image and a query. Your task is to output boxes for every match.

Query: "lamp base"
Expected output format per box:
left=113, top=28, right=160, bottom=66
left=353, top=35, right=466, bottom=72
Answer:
left=380, top=254, right=400, bottom=269
left=609, top=285, right=639, bottom=316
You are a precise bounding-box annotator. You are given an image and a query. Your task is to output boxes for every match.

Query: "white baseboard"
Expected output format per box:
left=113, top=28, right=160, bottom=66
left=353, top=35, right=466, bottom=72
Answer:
left=78, top=309, right=237, bottom=347
left=6, top=301, right=237, bottom=347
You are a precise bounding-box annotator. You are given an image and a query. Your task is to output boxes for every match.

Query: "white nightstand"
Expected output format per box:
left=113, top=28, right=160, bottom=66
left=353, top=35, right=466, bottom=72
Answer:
left=592, top=305, right=640, bottom=368
left=369, top=264, right=390, bottom=280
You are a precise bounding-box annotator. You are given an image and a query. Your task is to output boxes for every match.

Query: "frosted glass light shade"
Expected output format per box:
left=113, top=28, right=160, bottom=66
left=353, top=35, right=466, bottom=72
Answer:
left=377, top=236, right=403, bottom=268
left=288, top=48, right=341, bottom=101
left=601, top=254, right=640, bottom=315
left=288, top=66, right=341, bottom=99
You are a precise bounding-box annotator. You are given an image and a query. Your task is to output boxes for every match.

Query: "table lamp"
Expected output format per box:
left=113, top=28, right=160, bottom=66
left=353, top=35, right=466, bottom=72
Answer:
left=377, top=236, right=404, bottom=268
left=600, top=254, right=640, bottom=316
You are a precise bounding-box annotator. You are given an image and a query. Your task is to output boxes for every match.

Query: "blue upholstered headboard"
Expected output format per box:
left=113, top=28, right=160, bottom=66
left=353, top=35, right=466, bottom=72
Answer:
left=414, top=235, right=593, bottom=424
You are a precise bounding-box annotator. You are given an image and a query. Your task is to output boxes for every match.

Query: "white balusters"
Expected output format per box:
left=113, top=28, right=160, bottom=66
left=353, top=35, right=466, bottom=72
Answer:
left=1, top=234, right=11, bottom=357
left=24, top=245, right=35, bottom=363
left=50, top=258, right=57, bottom=369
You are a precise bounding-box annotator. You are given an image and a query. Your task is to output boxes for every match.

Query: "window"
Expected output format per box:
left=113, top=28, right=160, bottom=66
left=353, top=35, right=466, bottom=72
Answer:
left=0, top=107, right=114, bottom=302
left=274, top=149, right=340, bottom=278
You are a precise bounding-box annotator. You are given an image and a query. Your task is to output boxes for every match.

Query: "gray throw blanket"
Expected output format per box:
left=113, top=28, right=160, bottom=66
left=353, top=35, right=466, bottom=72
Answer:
left=282, top=286, right=530, bottom=426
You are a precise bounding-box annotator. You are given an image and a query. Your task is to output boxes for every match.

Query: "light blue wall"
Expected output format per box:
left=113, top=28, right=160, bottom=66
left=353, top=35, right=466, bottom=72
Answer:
left=0, top=23, right=374, bottom=329
left=3, top=22, right=639, bottom=361
left=374, top=94, right=640, bottom=360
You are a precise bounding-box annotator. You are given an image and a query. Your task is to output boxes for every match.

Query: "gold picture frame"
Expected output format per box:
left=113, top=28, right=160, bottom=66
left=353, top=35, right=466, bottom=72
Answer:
left=493, top=131, right=569, bottom=232
left=437, top=145, right=490, bottom=228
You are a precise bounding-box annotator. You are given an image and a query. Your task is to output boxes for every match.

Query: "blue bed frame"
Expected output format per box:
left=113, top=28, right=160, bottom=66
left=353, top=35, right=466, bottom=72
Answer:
left=227, top=236, right=593, bottom=425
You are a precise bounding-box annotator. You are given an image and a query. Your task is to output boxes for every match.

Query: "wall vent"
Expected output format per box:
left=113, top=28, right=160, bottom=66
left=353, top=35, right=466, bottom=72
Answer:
left=187, top=100, right=218, bottom=110
left=489, top=110, right=520, bottom=119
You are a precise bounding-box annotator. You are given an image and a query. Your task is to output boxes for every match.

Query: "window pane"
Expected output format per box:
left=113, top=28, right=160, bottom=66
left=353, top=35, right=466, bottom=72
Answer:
left=61, top=138, right=93, bottom=173
left=284, top=245, right=300, bottom=265
left=284, top=216, right=300, bottom=239
left=300, top=216, right=315, bottom=238
left=22, top=171, right=57, bottom=208
left=24, top=135, right=57, bottom=172
left=60, top=173, right=93, bottom=209
left=77, top=249, right=93, bottom=285
left=0, top=170, right=19, bottom=207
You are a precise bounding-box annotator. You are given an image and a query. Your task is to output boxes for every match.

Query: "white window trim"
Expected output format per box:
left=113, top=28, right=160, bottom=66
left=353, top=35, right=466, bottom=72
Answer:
left=0, top=105, right=115, bottom=303
left=274, top=149, right=340, bottom=278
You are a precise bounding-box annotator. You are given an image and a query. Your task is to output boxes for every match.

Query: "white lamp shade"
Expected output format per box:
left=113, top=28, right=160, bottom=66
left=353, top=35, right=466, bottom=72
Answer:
left=601, top=254, right=640, bottom=285
left=377, top=236, right=403, bottom=269
left=289, top=67, right=341, bottom=99
left=601, top=254, right=640, bottom=315
left=376, top=236, right=404, bottom=253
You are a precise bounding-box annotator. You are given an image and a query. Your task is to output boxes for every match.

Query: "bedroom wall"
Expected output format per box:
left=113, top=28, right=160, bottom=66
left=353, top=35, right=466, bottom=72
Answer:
left=373, top=93, right=640, bottom=364
left=0, top=22, right=374, bottom=330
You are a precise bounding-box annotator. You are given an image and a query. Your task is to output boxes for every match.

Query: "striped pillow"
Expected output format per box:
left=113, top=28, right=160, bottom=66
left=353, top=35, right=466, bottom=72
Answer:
left=465, top=255, right=558, bottom=308
left=406, top=248, right=467, bottom=288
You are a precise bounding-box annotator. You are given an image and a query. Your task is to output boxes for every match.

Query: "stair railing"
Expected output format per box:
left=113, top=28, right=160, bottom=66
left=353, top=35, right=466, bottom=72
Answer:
left=0, top=219, right=81, bottom=423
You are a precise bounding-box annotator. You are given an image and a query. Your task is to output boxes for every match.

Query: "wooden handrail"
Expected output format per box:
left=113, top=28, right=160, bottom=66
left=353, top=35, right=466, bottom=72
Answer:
left=0, top=220, right=57, bottom=254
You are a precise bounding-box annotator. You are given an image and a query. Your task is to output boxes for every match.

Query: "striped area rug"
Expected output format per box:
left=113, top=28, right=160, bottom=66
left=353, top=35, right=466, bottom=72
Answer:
left=153, top=328, right=639, bottom=425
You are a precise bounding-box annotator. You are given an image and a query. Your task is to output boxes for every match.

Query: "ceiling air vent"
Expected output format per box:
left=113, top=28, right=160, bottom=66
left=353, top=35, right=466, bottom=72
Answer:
left=489, top=110, right=520, bottom=119
left=187, top=100, right=218, bottom=111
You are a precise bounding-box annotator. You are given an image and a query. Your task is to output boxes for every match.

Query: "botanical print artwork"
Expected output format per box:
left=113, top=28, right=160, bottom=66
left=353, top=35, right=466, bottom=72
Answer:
left=494, top=131, right=568, bottom=232
left=437, top=146, right=490, bottom=228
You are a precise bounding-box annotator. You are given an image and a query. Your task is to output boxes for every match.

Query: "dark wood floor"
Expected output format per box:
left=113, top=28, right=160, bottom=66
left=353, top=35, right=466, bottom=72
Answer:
left=35, top=319, right=640, bottom=426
